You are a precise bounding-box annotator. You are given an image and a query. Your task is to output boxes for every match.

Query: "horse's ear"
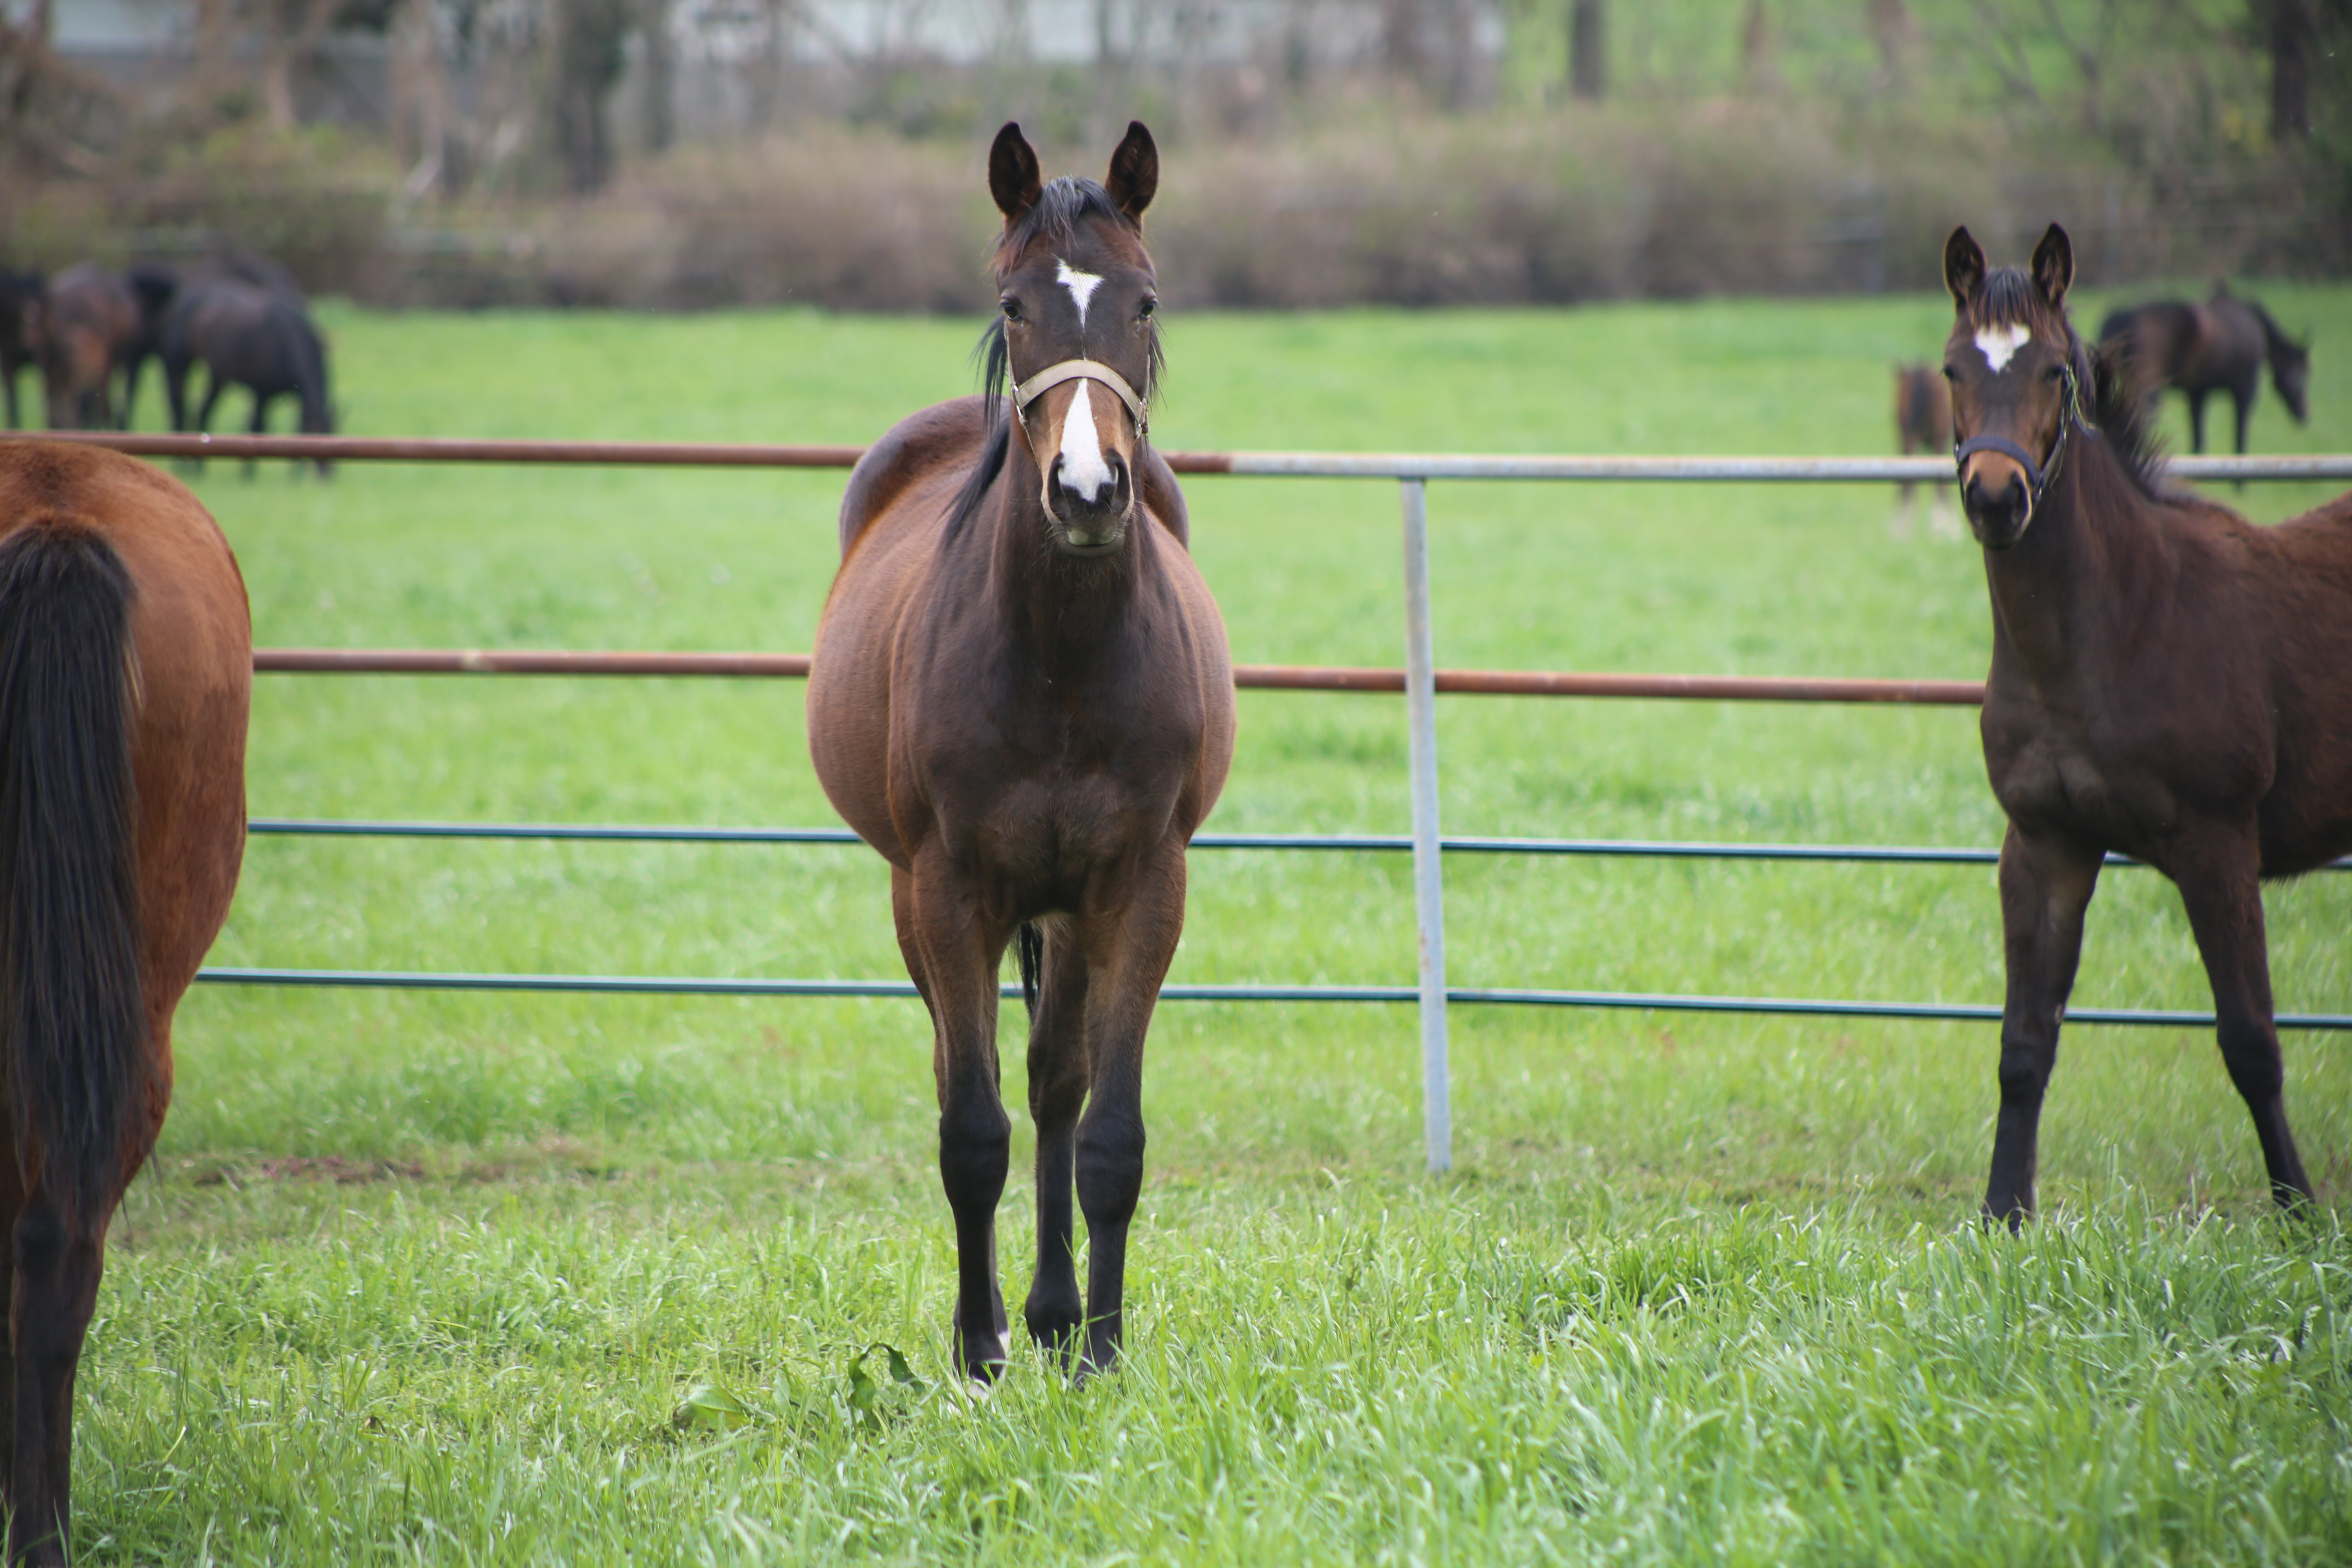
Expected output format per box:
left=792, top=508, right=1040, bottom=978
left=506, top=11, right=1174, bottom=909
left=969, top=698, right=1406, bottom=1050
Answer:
left=989, top=122, right=1042, bottom=222
left=1105, top=121, right=1158, bottom=221
left=2031, top=223, right=2073, bottom=307
left=1943, top=227, right=1985, bottom=312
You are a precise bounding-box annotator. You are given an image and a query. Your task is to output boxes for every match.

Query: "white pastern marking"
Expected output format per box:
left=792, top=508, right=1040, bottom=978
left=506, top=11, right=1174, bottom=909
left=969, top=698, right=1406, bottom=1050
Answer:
left=1056, top=258, right=1104, bottom=328
left=1975, top=323, right=2032, bottom=373
left=1056, top=383, right=1115, bottom=502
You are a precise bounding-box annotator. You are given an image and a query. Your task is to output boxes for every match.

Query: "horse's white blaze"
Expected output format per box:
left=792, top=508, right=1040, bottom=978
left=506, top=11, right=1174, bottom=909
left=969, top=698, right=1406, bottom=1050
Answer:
left=1056, top=381, right=1115, bottom=502
left=1976, top=323, right=2032, bottom=373
left=1056, top=258, right=1104, bottom=328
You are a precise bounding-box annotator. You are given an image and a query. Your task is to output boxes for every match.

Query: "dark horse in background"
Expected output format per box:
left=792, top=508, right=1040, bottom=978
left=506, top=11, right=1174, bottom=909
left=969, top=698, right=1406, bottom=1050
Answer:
left=807, top=122, right=1234, bottom=1383
left=2097, top=285, right=2310, bottom=456
left=162, top=272, right=336, bottom=474
left=1943, top=223, right=2350, bottom=1225
left=1891, top=361, right=1956, bottom=537
left=0, top=441, right=249, bottom=1563
left=117, top=254, right=306, bottom=432
left=0, top=272, right=42, bottom=431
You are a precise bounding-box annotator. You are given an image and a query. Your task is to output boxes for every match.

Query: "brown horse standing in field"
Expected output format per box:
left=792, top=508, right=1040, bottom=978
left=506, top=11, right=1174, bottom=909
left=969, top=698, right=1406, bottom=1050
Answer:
left=2096, top=286, right=2310, bottom=457
left=1942, top=223, right=2351, bottom=1225
left=807, top=121, right=1234, bottom=1383
left=0, top=441, right=249, bottom=1562
left=36, top=267, right=136, bottom=432
left=1892, top=361, right=1956, bottom=537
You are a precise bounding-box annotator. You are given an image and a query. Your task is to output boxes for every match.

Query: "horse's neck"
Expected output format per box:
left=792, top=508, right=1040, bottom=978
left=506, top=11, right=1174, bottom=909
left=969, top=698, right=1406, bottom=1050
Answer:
left=982, top=466, right=1144, bottom=670
left=1983, top=448, right=2158, bottom=683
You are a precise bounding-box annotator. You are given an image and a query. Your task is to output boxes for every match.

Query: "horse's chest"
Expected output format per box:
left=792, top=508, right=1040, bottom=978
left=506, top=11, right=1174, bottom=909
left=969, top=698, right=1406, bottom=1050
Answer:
left=909, top=706, right=1195, bottom=879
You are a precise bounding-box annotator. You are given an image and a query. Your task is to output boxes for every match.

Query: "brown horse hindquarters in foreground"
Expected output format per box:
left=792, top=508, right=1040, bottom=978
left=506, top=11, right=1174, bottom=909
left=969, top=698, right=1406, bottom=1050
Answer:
left=1943, top=224, right=2352, bottom=1227
left=0, top=442, right=249, bottom=1564
left=808, top=122, right=1233, bottom=1385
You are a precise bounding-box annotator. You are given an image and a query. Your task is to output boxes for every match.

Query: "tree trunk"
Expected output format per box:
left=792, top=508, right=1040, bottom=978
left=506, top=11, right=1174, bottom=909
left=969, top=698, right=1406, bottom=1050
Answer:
left=2267, top=0, right=2314, bottom=142
left=1569, top=0, right=1604, bottom=101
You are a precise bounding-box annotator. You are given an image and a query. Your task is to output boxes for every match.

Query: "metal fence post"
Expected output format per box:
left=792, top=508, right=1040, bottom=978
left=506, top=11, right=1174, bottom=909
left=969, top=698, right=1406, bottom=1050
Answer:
left=1400, top=478, right=1451, bottom=1173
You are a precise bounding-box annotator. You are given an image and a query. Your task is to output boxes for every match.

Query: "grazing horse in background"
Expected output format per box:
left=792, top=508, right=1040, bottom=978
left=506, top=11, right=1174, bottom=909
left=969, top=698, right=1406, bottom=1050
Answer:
left=115, top=263, right=181, bottom=432
left=36, top=267, right=136, bottom=431
left=0, top=272, right=43, bottom=431
left=807, top=121, right=1234, bottom=1383
left=0, top=441, right=249, bottom=1564
left=2097, top=286, right=2310, bottom=456
left=162, top=275, right=336, bottom=475
left=1891, top=361, right=1956, bottom=537
left=1942, top=223, right=2350, bottom=1226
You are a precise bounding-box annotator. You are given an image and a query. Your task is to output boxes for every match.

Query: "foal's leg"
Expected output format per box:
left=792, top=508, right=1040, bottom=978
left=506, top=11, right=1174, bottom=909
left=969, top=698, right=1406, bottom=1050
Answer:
left=902, top=860, right=1014, bottom=1381
left=1985, top=826, right=2102, bottom=1228
left=1022, top=918, right=1091, bottom=1363
left=1071, top=847, right=1189, bottom=1378
left=2168, top=835, right=2313, bottom=1210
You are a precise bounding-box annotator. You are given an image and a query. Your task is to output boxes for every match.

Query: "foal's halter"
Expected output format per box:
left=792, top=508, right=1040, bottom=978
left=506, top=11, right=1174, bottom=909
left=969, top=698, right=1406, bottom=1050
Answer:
left=1010, top=359, right=1150, bottom=440
left=1952, top=354, right=2097, bottom=507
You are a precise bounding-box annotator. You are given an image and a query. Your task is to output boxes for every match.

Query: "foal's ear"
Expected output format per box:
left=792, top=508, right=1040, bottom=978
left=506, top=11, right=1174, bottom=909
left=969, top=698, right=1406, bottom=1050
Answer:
left=989, top=122, right=1042, bottom=221
left=2031, top=223, right=2074, bottom=307
left=1105, top=121, right=1158, bottom=220
left=1942, top=227, right=1985, bottom=312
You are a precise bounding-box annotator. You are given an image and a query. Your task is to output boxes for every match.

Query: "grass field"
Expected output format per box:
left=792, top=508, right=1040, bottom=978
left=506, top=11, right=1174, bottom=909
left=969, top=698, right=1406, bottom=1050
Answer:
left=58, top=283, right=2352, bottom=1564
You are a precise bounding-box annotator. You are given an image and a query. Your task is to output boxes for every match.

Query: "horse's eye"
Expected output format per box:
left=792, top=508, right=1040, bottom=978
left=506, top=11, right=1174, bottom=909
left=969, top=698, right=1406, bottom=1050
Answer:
left=1000, top=298, right=1020, bottom=321
left=1940, top=365, right=1955, bottom=381
left=1138, top=297, right=1157, bottom=319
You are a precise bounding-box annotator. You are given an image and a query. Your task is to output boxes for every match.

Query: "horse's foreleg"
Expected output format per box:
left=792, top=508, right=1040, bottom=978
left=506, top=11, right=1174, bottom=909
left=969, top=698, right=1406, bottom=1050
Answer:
left=1070, top=850, right=1187, bottom=1379
left=1985, top=826, right=2101, bottom=1229
left=2169, top=834, right=2312, bottom=1210
left=2186, top=389, right=2209, bottom=454
left=904, top=862, right=1013, bottom=1383
left=6, top=1196, right=105, bottom=1568
left=1022, top=919, right=1091, bottom=1364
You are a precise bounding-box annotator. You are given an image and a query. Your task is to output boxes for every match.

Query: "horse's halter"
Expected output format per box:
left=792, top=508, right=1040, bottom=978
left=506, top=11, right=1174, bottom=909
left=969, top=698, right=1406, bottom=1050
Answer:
left=1952, top=351, right=2096, bottom=508
left=1009, top=359, right=1150, bottom=441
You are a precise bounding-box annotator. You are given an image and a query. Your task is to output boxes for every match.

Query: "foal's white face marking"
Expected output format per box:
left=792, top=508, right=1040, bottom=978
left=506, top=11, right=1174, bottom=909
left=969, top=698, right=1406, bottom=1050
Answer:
left=1055, top=258, right=1104, bottom=329
left=1975, top=322, right=2032, bottom=374
left=1055, top=381, right=1115, bottom=503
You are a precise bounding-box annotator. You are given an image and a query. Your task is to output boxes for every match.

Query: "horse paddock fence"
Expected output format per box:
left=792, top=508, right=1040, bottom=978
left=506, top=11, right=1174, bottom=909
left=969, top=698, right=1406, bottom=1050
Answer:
left=16, top=430, right=2352, bottom=1172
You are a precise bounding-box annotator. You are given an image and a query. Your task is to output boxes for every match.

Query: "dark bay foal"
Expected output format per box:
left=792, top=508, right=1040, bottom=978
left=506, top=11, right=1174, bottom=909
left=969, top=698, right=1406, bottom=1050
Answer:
left=807, top=122, right=1234, bottom=1381
left=1943, top=223, right=2351, bottom=1225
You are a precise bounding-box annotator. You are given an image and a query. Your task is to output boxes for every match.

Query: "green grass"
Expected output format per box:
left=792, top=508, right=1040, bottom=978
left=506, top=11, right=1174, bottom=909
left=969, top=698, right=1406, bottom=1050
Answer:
left=71, top=286, right=2352, bottom=1564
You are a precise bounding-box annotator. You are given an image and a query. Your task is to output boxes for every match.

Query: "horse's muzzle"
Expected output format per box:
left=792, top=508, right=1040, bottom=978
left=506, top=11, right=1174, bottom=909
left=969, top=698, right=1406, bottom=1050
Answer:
left=1043, top=452, right=1134, bottom=554
left=1963, top=468, right=2033, bottom=550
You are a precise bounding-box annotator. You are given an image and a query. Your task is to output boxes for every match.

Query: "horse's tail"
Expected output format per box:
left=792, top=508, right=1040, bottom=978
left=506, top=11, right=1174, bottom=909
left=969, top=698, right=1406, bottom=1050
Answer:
left=1015, top=922, right=1043, bottom=1017
left=0, top=519, right=146, bottom=1219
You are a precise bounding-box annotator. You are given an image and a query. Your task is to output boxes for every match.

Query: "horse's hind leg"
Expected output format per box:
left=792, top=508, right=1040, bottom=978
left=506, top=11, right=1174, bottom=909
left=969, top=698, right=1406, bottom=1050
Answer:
left=1985, top=826, right=2102, bottom=1228
left=901, top=862, right=1013, bottom=1382
left=1022, top=918, right=1091, bottom=1365
left=6, top=1191, right=107, bottom=1566
left=2169, top=834, right=2313, bottom=1210
left=2186, top=389, right=2209, bottom=454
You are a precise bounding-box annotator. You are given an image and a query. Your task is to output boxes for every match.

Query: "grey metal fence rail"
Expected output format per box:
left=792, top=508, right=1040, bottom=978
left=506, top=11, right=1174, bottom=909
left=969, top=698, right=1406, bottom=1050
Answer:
left=22, top=431, right=2345, bottom=1174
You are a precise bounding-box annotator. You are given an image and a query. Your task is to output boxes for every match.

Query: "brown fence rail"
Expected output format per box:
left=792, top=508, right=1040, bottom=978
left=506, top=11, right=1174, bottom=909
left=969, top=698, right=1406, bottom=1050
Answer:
left=252, top=648, right=1986, bottom=706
